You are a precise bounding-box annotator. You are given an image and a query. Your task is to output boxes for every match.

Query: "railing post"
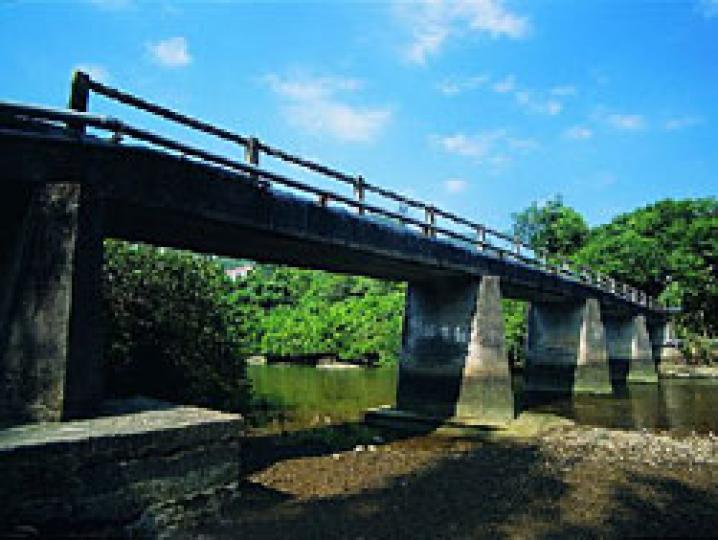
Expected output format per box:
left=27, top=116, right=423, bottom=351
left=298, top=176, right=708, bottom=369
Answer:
left=476, top=226, right=486, bottom=251
left=424, top=206, right=436, bottom=237
left=68, top=70, right=91, bottom=134
left=245, top=136, right=260, bottom=183
left=245, top=137, right=260, bottom=166
left=513, top=236, right=521, bottom=258
left=354, top=175, right=365, bottom=216
left=318, top=194, right=329, bottom=207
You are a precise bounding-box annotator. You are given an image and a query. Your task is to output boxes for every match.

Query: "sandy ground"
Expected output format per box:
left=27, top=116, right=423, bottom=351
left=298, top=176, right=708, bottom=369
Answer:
left=186, top=415, right=718, bottom=539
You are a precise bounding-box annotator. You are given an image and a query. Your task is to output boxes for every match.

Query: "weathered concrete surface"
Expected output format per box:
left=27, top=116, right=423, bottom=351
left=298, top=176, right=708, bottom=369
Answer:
left=0, top=184, right=79, bottom=423
left=605, top=314, right=658, bottom=384
left=0, top=399, right=243, bottom=537
left=0, top=182, right=104, bottom=425
left=525, top=299, right=612, bottom=394
left=389, top=276, right=513, bottom=427
left=649, top=320, right=685, bottom=364
left=0, top=126, right=669, bottom=317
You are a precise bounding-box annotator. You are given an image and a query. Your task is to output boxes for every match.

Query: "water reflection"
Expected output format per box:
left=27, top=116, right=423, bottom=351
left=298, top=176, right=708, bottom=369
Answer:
left=248, top=365, right=718, bottom=435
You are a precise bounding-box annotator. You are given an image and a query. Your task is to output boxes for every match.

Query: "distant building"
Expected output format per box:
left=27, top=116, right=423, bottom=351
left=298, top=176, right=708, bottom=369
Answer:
left=225, top=264, right=254, bottom=281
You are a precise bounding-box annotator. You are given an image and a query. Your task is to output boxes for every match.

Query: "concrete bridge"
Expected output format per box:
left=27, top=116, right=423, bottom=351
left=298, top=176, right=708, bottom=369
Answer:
left=0, top=72, right=674, bottom=428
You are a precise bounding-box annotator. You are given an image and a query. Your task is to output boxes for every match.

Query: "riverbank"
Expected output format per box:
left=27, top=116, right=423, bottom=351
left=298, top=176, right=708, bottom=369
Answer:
left=660, top=363, right=718, bottom=379
left=186, top=415, right=718, bottom=539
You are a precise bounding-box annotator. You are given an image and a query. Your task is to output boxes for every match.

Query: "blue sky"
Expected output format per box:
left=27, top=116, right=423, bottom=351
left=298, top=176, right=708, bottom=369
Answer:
left=2, top=0, right=717, bottom=231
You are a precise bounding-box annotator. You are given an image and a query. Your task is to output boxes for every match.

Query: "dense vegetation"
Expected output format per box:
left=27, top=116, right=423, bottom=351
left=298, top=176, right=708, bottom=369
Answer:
left=231, top=266, right=405, bottom=365
left=101, top=197, right=716, bottom=409
left=511, top=196, right=717, bottom=360
left=102, top=241, right=250, bottom=411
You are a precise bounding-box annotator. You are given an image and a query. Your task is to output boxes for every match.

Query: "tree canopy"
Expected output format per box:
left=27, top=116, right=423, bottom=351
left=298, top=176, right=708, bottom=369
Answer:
left=510, top=194, right=589, bottom=256
left=574, top=198, right=718, bottom=335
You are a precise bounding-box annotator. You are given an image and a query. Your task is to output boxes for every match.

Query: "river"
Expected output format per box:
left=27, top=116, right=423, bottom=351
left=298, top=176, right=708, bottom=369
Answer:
left=247, top=364, right=718, bottom=435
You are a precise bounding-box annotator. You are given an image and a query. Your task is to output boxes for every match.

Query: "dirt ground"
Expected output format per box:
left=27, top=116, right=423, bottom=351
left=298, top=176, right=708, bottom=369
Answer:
left=186, top=415, right=718, bottom=539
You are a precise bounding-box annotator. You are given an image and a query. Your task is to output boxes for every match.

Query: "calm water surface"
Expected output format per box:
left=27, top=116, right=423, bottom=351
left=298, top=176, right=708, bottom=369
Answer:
left=248, top=365, right=718, bottom=435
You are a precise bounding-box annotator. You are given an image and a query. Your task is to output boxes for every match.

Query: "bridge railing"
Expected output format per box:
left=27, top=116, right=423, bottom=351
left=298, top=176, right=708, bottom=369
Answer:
left=0, top=70, right=660, bottom=310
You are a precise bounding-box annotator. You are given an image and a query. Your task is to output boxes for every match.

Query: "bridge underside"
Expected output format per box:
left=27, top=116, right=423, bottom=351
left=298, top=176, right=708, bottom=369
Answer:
left=0, top=126, right=672, bottom=425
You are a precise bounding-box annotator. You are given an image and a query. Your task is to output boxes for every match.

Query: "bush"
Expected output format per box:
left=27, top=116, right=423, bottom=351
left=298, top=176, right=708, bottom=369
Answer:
left=102, top=240, right=250, bottom=412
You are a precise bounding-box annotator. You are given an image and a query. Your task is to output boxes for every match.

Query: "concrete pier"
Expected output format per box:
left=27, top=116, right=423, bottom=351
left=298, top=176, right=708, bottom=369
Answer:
left=525, top=298, right=612, bottom=394
left=0, top=183, right=103, bottom=425
left=605, top=314, right=658, bottom=384
left=649, top=320, right=684, bottom=364
left=379, top=276, right=514, bottom=428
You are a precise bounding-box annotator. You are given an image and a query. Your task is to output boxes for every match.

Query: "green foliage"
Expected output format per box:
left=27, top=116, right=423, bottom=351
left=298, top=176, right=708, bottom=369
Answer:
left=574, top=198, right=718, bottom=336
left=508, top=197, right=718, bottom=358
left=503, top=299, right=527, bottom=365
left=102, top=240, right=250, bottom=412
left=511, top=194, right=589, bottom=256
left=244, top=267, right=405, bottom=365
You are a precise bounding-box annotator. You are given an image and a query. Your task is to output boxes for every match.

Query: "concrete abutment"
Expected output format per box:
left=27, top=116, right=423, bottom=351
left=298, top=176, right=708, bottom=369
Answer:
left=0, top=183, right=104, bottom=425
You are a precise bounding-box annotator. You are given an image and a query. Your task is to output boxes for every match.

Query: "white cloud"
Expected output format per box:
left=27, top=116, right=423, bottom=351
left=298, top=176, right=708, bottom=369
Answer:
left=407, top=26, right=450, bottom=65
left=264, top=73, right=392, bottom=143
left=74, top=64, right=109, bottom=83
left=492, top=75, right=516, bottom=94
left=665, top=116, right=702, bottom=131
left=440, top=73, right=574, bottom=117
left=605, top=113, right=645, bottom=130
left=488, top=76, right=568, bottom=116
left=147, top=37, right=192, bottom=68
left=264, top=74, right=362, bottom=101
left=444, top=178, right=469, bottom=194
left=514, top=90, right=562, bottom=115
left=564, top=125, right=593, bottom=140
left=433, top=129, right=537, bottom=165
left=438, top=74, right=489, bottom=95
left=398, top=0, right=530, bottom=65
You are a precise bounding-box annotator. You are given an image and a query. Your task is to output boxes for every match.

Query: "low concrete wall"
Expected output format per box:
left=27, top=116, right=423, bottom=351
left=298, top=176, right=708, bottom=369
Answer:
left=0, top=400, right=243, bottom=537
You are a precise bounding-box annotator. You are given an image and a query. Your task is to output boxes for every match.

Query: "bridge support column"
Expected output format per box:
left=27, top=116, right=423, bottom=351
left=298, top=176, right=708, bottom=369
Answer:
left=648, top=319, right=683, bottom=365
left=0, top=183, right=104, bottom=425
left=604, top=314, right=657, bottom=384
left=525, top=298, right=612, bottom=394
left=369, top=276, right=514, bottom=429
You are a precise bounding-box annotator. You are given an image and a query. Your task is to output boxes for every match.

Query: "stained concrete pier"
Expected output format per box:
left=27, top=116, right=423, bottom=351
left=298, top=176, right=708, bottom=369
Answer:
left=605, top=314, right=658, bottom=384
left=373, top=276, right=514, bottom=429
left=525, top=299, right=612, bottom=394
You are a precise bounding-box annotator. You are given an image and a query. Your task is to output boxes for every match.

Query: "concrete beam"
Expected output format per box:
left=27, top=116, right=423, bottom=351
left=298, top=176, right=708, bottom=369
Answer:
left=605, top=314, right=658, bottom=384
left=393, top=276, right=514, bottom=426
left=525, top=298, right=612, bottom=394
left=0, top=127, right=667, bottom=317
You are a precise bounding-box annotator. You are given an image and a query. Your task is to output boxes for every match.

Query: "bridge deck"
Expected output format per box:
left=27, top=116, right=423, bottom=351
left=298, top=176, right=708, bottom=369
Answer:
left=0, top=124, right=664, bottom=319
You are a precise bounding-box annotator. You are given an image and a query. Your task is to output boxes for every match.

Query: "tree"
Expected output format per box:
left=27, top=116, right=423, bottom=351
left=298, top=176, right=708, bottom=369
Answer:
left=511, top=195, right=589, bottom=256
left=574, top=198, right=718, bottom=336
left=103, top=240, right=251, bottom=412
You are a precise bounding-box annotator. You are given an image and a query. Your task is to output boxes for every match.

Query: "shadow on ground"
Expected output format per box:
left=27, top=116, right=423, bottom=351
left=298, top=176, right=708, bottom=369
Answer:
left=186, top=419, right=718, bottom=539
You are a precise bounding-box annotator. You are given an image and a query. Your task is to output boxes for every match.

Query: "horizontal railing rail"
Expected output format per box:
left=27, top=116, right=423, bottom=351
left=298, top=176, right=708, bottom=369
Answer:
left=0, top=70, right=662, bottom=310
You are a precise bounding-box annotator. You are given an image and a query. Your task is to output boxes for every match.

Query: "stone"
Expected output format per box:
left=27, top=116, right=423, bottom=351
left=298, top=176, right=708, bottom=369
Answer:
left=0, top=400, right=244, bottom=536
